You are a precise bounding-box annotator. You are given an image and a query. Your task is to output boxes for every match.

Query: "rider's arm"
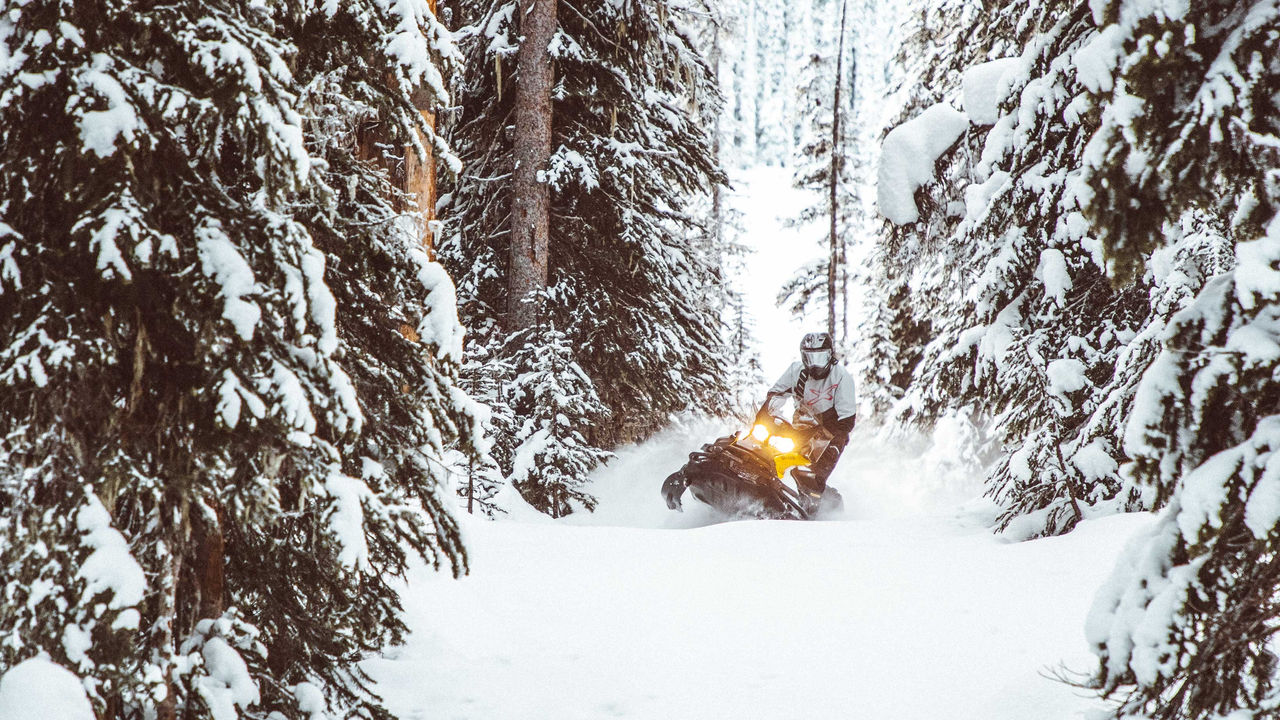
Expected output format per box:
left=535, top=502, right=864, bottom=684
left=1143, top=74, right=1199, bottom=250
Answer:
left=834, top=367, right=858, bottom=425
left=756, top=362, right=802, bottom=422
left=823, top=367, right=859, bottom=437
left=821, top=409, right=856, bottom=436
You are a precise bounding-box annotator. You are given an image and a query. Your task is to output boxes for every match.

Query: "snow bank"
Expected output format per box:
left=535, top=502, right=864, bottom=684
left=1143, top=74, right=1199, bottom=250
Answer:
left=369, top=483, right=1154, bottom=720
left=962, top=58, right=1020, bottom=125
left=877, top=104, right=968, bottom=225
left=0, top=656, right=94, bottom=720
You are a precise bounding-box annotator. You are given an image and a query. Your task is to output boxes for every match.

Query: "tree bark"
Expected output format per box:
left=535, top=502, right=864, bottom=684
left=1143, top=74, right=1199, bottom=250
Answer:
left=405, top=110, right=439, bottom=253
left=828, top=0, right=848, bottom=340
left=408, top=0, right=440, bottom=254
left=507, top=0, right=557, bottom=332
left=355, top=0, right=441, bottom=253
left=193, top=499, right=224, bottom=621
left=841, top=49, right=855, bottom=346
left=155, top=540, right=182, bottom=720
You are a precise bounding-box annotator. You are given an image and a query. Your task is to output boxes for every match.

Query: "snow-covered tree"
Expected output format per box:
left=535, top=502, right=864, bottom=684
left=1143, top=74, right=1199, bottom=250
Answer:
left=453, top=332, right=513, bottom=517
left=1081, top=1, right=1280, bottom=717
left=863, top=0, right=1227, bottom=539
left=440, top=0, right=732, bottom=465
left=507, top=320, right=612, bottom=517
left=781, top=0, right=860, bottom=342
left=0, top=2, right=480, bottom=718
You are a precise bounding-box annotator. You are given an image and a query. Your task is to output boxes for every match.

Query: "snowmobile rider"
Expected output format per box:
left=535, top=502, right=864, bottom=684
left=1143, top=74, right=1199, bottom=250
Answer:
left=756, top=332, right=857, bottom=505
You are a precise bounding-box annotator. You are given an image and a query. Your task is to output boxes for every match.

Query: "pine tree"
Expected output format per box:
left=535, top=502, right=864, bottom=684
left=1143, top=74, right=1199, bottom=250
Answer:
left=440, top=0, right=732, bottom=466
left=724, top=0, right=760, bottom=162
left=782, top=0, right=860, bottom=343
left=864, top=0, right=1201, bottom=539
left=0, top=2, right=479, bottom=718
left=507, top=318, right=612, bottom=517
left=719, top=201, right=763, bottom=415
left=454, top=332, right=512, bottom=517
left=1081, top=1, right=1280, bottom=716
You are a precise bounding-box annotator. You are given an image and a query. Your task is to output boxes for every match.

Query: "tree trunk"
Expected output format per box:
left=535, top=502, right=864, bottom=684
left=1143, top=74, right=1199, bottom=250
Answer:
left=193, top=499, right=224, bottom=621
left=710, top=19, right=724, bottom=256
left=405, top=111, right=439, bottom=253
left=155, top=541, right=182, bottom=720
left=408, top=0, right=440, bottom=254
left=828, top=0, right=848, bottom=340
left=355, top=0, right=441, bottom=254
left=507, top=0, right=557, bottom=332
left=841, top=48, right=855, bottom=346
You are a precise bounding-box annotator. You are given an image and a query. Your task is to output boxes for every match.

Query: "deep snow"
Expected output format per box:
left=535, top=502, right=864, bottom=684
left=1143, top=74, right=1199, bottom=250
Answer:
left=367, top=500, right=1149, bottom=720
left=367, top=411, right=1152, bottom=719
left=364, top=167, right=1154, bottom=720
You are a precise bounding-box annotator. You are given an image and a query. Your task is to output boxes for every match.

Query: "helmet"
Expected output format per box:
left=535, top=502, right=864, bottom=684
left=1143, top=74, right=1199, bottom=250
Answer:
left=800, top=332, right=835, bottom=378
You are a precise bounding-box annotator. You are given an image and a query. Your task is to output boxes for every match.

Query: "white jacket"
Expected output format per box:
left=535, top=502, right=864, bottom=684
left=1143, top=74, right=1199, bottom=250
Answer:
left=767, top=361, right=858, bottom=421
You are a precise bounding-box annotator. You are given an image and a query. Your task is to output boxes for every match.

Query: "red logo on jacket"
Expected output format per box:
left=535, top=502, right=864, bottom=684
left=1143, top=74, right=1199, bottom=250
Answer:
left=804, top=383, right=839, bottom=407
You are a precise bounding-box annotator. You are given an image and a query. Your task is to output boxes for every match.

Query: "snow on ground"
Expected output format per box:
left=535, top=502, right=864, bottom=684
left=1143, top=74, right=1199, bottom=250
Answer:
left=365, top=167, right=1153, bottom=719
left=367, top=432, right=1151, bottom=720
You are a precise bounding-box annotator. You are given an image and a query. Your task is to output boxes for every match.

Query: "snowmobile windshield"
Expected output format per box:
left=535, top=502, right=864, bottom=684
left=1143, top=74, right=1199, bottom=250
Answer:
left=766, top=393, right=790, bottom=417
left=802, top=350, right=831, bottom=370
left=791, top=403, right=820, bottom=429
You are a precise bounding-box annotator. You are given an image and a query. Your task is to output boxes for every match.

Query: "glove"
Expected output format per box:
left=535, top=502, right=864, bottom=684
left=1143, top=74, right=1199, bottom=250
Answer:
left=661, top=471, right=687, bottom=511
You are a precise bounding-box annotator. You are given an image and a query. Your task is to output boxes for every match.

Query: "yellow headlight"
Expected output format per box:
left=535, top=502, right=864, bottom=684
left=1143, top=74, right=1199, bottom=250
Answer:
left=769, top=435, right=796, bottom=453
left=751, top=424, right=771, bottom=442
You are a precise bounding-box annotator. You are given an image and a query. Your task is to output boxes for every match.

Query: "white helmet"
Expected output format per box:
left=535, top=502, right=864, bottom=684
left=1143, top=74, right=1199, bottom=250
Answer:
left=800, top=332, right=835, bottom=379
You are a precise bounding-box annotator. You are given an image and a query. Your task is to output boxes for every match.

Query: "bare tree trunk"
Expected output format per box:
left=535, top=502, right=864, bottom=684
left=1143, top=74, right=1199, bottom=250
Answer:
left=828, top=0, right=848, bottom=340
left=410, top=0, right=441, bottom=253
left=357, top=108, right=440, bottom=255
left=842, top=48, right=855, bottom=347
left=405, top=110, right=439, bottom=253
left=155, top=542, right=182, bottom=720
left=507, top=0, right=557, bottom=332
left=467, top=456, right=475, bottom=514
left=352, top=0, right=441, bottom=254
left=193, top=500, right=224, bottom=621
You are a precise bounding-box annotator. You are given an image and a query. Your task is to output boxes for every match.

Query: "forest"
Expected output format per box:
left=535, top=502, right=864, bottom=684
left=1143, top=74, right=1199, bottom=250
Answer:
left=0, top=0, right=1278, bottom=719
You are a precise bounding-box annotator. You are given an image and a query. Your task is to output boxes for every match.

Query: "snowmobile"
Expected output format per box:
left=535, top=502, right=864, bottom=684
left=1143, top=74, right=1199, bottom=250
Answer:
left=662, top=397, right=844, bottom=520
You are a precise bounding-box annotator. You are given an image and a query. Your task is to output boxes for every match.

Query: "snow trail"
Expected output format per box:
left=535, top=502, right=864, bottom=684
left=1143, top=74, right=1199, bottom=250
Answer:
left=365, top=167, right=1151, bottom=719
left=367, top=475, right=1149, bottom=719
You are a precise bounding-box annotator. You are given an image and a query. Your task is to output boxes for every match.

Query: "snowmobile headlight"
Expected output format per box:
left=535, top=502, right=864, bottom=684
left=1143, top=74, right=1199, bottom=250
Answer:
left=751, top=424, right=771, bottom=442
left=769, top=435, right=796, bottom=453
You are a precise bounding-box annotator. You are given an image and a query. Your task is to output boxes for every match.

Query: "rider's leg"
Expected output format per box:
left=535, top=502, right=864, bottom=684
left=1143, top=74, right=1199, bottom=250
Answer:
left=807, top=434, right=849, bottom=493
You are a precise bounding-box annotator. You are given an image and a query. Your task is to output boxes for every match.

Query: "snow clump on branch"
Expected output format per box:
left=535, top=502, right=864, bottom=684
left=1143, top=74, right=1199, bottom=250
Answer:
left=877, top=103, right=968, bottom=225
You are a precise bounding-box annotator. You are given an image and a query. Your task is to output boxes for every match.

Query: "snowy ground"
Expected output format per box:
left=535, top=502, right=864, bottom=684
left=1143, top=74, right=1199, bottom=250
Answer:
left=365, top=167, right=1153, bottom=719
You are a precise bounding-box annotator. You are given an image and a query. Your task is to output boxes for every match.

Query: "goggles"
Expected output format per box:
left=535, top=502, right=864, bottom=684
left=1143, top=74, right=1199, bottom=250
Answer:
left=802, top=349, right=832, bottom=368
